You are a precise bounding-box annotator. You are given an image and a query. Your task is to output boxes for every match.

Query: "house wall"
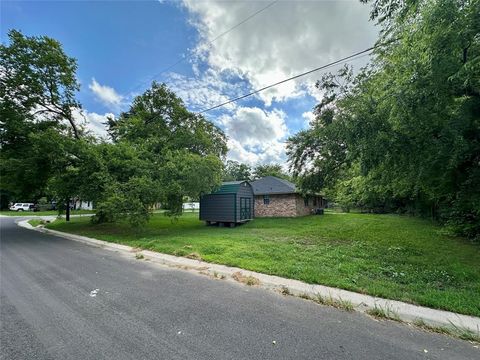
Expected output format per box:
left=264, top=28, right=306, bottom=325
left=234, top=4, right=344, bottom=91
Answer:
left=296, top=195, right=325, bottom=215
left=73, top=200, right=94, bottom=210
left=255, top=194, right=325, bottom=217
left=295, top=195, right=312, bottom=216
left=254, top=194, right=297, bottom=217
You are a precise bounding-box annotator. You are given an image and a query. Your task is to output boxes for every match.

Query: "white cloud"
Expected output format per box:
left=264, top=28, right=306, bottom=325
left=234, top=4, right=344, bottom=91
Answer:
left=182, top=0, right=377, bottom=105
left=227, top=138, right=259, bottom=164
left=218, top=106, right=288, bottom=165
left=227, top=138, right=288, bottom=166
left=166, top=75, right=291, bottom=166
left=31, top=106, right=111, bottom=139
left=89, top=78, right=124, bottom=111
left=72, top=108, right=112, bottom=139
left=84, top=112, right=112, bottom=139
left=161, top=1, right=377, bottom=166
left=219, top=107, right=286, bottom=146
left=302, top=111, right=316, bottom=128
left=166, top=69, right=247, bottom=112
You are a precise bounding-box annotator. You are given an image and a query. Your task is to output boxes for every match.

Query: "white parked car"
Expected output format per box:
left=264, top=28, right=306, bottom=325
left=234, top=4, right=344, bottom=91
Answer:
left=9, top=203, right=35, bottom=212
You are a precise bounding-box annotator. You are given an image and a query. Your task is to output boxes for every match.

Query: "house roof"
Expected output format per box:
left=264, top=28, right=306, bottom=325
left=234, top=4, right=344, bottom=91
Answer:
left=212, top=181, right=250, bottom=194
left=251, top=176, right=297, bottom=195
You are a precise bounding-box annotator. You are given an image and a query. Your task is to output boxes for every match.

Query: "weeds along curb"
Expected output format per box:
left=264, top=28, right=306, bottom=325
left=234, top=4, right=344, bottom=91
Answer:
left=18, top=219, right=480, bottom=340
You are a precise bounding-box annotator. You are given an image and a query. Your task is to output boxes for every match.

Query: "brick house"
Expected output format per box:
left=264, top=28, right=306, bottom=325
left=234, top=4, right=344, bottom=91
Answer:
left=251, top=176, right=325, bottom=217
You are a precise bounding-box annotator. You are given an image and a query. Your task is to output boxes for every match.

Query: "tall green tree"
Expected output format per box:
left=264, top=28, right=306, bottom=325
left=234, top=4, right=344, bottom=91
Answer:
left=0, top=30, right=85, bottom=207
left=103, top=82, right=227, bottom=221
left=288, top=0, right=480, bottom=238
left=252, top=163, right=291, bottom=180
left=223, top=160, right=252, bottom=181
left=1, top=31, right=226, bottom=226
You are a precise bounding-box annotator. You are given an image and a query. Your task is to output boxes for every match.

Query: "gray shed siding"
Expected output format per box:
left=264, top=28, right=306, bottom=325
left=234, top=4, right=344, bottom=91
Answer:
left=235, top=183, right=254, bottom=221
left=199, top=181, right=254, bottom=224
left=200, top=193, right=236, bottom=222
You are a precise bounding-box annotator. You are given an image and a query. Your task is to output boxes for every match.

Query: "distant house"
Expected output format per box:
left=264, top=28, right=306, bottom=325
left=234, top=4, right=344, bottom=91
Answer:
left=73, top=199, right=94, bottom=210
left=199, top=181, right=254, bottom=226
left=183, top=202, right=200, bottom=211
left=251, top=176, right=325, bottom=217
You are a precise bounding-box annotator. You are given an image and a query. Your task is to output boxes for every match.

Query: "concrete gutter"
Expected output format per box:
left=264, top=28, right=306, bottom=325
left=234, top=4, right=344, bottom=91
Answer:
left=18, top=219, right=480, bottom=335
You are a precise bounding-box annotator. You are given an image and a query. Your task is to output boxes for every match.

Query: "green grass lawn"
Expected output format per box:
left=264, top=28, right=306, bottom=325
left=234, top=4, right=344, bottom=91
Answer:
left=0, top=209, right=95, bottom=216
left=46, top=212, right=480, bottom=317
left=28, top=219, right=46, bottom=227
left=28, top=219, right=44, bottom=227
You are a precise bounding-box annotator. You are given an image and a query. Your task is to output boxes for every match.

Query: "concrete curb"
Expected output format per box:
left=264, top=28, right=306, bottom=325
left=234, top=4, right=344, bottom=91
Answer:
left=18, top=219, right=480, bottom=335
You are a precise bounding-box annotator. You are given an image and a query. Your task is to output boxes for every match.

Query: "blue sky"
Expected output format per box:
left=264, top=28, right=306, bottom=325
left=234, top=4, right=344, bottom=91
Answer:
left=1, top=0, right=377, bottom=165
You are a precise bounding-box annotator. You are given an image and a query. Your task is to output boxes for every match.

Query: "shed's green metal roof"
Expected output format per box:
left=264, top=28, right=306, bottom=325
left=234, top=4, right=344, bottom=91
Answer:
left=211, top=181, right=247, bottom=194
left=212, top=183, right=240, bottom=194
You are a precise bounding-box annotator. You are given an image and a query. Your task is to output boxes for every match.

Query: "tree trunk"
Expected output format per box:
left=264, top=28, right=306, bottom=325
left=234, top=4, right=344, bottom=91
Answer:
left=66, top=198, right=70, bottom=222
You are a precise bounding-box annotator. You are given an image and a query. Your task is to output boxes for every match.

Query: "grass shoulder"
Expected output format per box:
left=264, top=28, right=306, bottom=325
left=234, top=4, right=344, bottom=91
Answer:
left=1, top=209, right=95, bottom=216
left=46, top=212, right=480, bottom=317
left=28, top=219, right=44, bottom=227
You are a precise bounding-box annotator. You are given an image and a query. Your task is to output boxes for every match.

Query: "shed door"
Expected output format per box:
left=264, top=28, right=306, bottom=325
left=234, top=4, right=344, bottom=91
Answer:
left=240, top=197, right=251, bottom=220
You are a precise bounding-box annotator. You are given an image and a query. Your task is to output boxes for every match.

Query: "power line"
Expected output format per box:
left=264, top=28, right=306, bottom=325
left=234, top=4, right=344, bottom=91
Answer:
left=209, top=0, right=278, bottom=44
left=197, top=46, right=376, bottom=114
left=131, top=0, right=279, bottom=92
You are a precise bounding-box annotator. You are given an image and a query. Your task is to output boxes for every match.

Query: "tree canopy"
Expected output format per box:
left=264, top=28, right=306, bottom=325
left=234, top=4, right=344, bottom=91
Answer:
left=288, top=0, right=480, bottom=239
left=223, top=160, right=252, bottom=181
left=252, top=163, right=291, bottom=181
left=0, top=30, right=85, bottom=204
left=102, top=82, right=227, bottom=222
left=222, top=161, right=291, bottom=182
left=1, top=30, right=227, bottom=226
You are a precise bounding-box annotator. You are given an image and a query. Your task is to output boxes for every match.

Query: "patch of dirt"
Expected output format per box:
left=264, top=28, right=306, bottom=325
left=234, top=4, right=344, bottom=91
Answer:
left=185, top=252, right=202, bottom=261
left=175, top=264, right=209, bottom=272
left=193, top=266, right=209, bottom=271
left=325, top=238, right=354, bottom=245
left=232, top=271, right=260, bottom=286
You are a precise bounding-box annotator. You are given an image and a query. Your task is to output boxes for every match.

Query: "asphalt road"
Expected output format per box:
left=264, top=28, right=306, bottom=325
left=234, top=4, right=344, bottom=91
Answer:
left=0, top=217, right=478, bottom=360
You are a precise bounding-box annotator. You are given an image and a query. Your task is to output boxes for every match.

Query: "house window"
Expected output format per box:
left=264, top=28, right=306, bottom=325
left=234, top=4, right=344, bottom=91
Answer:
left=263, top=195, right=270, bottom=205
left=304, top=197, right=309, bottom=207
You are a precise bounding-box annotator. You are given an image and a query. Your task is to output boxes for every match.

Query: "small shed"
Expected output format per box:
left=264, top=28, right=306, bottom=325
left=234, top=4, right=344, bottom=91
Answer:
left=199, top=181, right=254, bottom=227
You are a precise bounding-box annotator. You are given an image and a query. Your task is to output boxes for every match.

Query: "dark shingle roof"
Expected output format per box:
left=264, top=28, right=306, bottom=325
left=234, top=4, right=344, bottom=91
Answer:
left=251, top=176, right=297, bottom=195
